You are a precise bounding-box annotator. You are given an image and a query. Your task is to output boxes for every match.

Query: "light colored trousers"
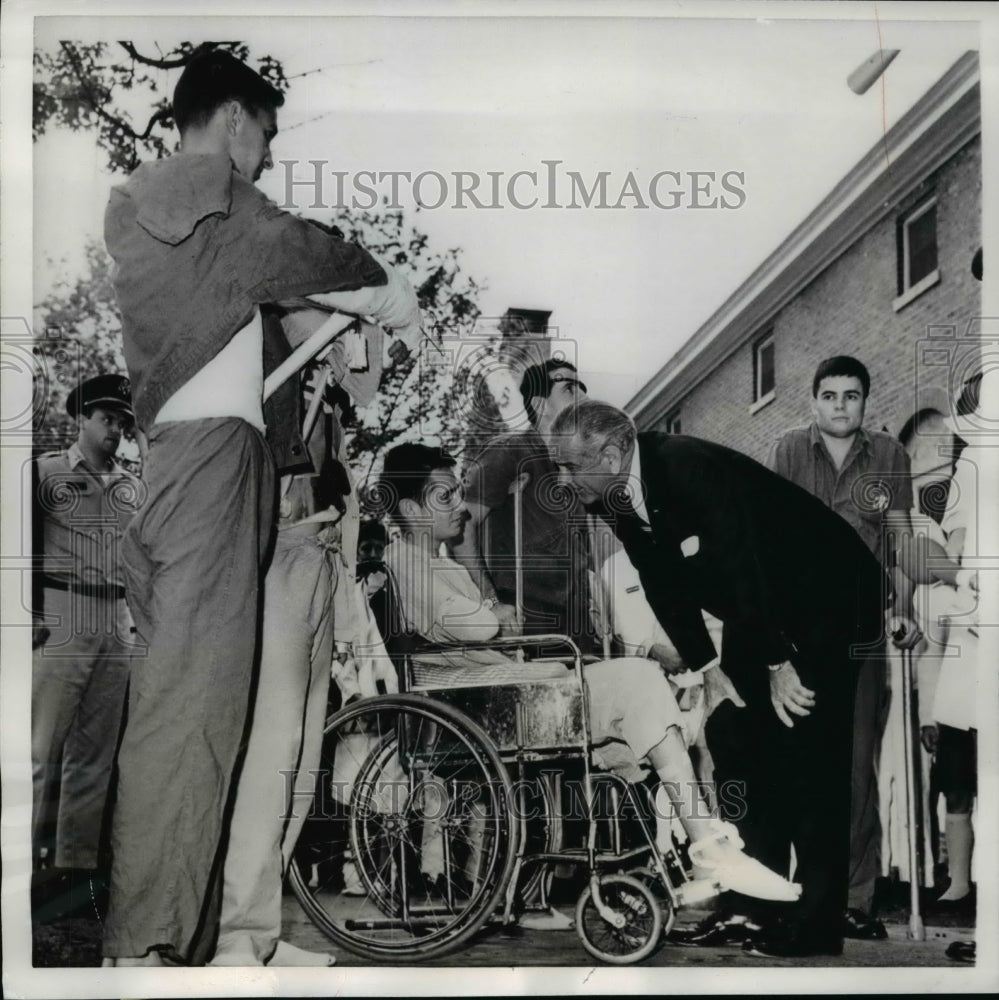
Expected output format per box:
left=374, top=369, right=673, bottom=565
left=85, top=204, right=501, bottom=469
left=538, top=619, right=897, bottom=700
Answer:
left=214, top=530, right=336, bottom=963
left=104, top=419, right=275, bottom=963
left=32, top=587, right=132, bottom=868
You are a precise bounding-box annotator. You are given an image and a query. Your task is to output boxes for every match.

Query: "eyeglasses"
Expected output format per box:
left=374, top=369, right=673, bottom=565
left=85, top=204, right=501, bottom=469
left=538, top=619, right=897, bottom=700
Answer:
left=549, top=375, right=587, bottom=394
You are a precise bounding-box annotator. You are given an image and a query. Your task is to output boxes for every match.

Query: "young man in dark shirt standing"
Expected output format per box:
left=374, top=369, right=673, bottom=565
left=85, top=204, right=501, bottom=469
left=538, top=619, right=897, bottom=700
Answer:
left=102, top=48, right=420, bottom=966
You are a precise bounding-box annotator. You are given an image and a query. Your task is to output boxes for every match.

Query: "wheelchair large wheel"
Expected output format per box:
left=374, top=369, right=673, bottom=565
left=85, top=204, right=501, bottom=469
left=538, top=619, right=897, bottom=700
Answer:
left=515, top=768, right=564, bottom=905
left=287, top=694, right=517, bottom=962
left=574, top=873, right=663, bottom=965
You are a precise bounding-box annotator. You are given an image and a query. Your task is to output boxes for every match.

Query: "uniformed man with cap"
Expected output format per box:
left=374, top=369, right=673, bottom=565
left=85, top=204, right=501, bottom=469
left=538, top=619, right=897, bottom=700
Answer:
left=32, top=373, right=142, bottom=896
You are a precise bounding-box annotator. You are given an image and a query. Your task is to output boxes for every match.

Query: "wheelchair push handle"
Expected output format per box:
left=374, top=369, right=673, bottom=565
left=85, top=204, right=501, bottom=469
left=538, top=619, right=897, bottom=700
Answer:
left=508, top=471, right=531, bottom=631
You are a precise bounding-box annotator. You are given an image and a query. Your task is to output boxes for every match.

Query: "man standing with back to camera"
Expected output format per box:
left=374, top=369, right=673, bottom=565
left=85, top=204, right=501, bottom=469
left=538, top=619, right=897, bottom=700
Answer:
left=102, top=47, right=420, bottom=966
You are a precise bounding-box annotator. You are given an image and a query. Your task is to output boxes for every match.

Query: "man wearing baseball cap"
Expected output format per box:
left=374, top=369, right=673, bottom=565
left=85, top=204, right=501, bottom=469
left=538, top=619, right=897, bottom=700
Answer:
left=32, top=373, right=141, bottom=914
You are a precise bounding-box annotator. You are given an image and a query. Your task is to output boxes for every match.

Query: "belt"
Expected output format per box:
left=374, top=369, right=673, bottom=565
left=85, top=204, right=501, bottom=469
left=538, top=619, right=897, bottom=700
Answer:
left=42, top=576, right=126, bottom=601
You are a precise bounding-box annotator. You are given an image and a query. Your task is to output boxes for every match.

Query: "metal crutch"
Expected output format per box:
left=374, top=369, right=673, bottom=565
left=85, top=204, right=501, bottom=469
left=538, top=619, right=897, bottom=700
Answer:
left=899, top=642, right=926, bottom=941
left=509, top=472, right=530, bottom=631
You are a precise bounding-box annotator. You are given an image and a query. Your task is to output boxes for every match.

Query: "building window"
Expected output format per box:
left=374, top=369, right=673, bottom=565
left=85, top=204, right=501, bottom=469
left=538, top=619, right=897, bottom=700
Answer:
left=752, top=333, right=775, bottom=406
left=894, top=197, right=940, bottom=310
left=665, top=410, right=682, bottom=435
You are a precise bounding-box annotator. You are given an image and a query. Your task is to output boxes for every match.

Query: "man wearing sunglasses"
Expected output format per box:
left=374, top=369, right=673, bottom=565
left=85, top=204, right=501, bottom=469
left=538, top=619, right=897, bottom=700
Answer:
left=455, top=359, right=594, bottom=649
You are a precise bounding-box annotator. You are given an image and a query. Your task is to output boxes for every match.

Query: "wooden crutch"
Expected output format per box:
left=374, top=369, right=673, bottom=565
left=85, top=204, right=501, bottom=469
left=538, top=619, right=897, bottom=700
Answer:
left=262, top=310, right=356, bottom=402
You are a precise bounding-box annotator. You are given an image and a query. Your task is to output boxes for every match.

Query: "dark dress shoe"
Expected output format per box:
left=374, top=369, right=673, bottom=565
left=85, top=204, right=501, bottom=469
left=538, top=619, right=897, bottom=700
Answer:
left=743, top=933, right=843, bottom=959
left=945, top=939, right=976, bottom=963
left=668, top=909, right=765, bottom=947
left=842, top=908, right=888, bottom=940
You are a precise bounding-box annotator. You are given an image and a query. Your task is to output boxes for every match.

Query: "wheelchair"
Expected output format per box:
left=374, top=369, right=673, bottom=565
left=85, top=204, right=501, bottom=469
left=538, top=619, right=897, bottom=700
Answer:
left=288, top=632, right=718, bottom=965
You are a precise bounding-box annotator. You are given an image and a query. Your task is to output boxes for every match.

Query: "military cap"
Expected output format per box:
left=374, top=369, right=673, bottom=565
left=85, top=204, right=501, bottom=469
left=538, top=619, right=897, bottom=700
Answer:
left=66, top=374, right=134, bottom=419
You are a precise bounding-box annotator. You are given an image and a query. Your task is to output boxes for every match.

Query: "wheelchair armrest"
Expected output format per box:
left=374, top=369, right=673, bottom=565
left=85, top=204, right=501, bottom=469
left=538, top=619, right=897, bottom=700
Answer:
left=407, top=633, right=583, bottom=666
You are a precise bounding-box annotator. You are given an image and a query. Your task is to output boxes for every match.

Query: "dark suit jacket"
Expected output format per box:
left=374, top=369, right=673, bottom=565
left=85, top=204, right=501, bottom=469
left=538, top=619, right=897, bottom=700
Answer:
left=600, top=433, right=886, bottom=677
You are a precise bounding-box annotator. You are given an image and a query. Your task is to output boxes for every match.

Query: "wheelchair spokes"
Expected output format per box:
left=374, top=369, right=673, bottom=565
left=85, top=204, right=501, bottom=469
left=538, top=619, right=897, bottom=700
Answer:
left=288, top=695, right=517, bottom=961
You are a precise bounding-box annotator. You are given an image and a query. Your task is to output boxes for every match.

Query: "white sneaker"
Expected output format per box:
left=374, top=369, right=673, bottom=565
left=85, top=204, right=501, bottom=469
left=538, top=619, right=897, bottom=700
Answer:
left=688, top=821, right=801, bottom=902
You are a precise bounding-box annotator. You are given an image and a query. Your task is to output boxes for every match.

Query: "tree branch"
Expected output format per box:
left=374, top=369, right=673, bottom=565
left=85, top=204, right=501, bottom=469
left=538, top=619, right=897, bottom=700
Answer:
left=117, top=41, right=192, bottom=69
left=135, top=106, right=172, bottom=141
left=59, top=42, right=140, bottom=138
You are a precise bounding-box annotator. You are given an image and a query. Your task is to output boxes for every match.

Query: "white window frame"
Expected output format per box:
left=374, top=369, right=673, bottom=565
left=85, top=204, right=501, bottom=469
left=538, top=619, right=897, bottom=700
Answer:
left=894, top=196, right=940, bottom=311
left=751, top=333, right=776, bottom=412
left=665, top=410, right=682, bottom=435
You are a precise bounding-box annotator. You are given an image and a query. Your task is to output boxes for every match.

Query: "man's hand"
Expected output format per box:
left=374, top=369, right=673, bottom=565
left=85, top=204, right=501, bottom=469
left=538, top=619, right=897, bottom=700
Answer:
left=647, top=642, right=687, bottom=675
left=702, top=665, right=746, bottom=718
left=887, top=614, right=923, bottom=651
left=493, top=602, right=520, bottom=636
left=770, top=661, right=815, bottom=728
left=920, top=723, right=939, bottom=754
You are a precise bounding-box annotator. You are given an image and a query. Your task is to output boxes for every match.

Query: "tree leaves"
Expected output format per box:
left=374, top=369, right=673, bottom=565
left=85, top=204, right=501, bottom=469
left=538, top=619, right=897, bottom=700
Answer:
left=33, top=41, right=492, bottom=481
left=33, top=41, right=288, bottom=173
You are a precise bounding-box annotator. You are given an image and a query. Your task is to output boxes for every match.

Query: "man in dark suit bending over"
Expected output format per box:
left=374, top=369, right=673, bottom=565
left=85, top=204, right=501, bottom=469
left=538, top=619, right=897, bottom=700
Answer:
left=550, top=399, right=887, bottom=958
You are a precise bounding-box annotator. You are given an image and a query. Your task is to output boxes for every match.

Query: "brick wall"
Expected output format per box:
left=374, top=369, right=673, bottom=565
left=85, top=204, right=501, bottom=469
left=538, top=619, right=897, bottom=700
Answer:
left=658, top=138, right=982, bottom=465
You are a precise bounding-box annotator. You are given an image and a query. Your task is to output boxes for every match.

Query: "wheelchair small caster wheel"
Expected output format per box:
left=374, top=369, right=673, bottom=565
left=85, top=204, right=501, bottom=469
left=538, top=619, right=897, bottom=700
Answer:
left=625, top=866, right=676, bottom=934
left=574, top=873, right=663, bottom=964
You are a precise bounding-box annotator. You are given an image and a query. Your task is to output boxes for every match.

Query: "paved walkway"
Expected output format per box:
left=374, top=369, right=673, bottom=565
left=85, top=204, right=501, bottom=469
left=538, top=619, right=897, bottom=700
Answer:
left=282, top=894, right=974, bottom=969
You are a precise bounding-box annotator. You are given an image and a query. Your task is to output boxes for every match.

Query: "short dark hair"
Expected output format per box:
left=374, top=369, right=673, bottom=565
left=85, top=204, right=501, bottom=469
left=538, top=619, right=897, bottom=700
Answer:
left=811, top=356, right=871, bottom=398
left=519, top=359, right=581, bottom=426
left=358, top=520, right=388, bottom=547
left=377, top=443, right=457, bottom=520
left=172, top=47, right=284, bottom=135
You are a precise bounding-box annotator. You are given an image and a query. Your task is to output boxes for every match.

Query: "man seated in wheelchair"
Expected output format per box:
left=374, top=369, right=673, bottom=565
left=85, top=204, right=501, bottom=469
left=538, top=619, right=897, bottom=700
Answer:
left=377, top=442, right=799, bottom=904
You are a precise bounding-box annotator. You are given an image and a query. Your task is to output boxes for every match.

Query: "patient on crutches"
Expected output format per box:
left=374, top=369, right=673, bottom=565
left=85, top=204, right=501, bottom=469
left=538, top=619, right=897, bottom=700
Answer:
left=377, top=442, right=801, bottom=904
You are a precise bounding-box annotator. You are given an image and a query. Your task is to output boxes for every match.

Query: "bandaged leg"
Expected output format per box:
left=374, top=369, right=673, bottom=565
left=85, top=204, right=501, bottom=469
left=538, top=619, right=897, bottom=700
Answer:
left=585, top=659, right=799, bottom=902
left=419, top=778, right=448, bottom=882
left=940, top=810, right=973, bottom=901
left=645, top=726, right=800, bottom=904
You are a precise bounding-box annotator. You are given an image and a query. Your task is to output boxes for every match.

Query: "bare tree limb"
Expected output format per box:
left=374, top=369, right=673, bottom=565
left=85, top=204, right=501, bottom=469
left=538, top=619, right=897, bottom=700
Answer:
left=117, top=41, right=193, bottom=69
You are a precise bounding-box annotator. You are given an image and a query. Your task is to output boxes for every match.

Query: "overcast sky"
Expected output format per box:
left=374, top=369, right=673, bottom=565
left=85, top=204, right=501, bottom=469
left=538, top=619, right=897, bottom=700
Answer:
left=32, top=6, right=986, bottom=407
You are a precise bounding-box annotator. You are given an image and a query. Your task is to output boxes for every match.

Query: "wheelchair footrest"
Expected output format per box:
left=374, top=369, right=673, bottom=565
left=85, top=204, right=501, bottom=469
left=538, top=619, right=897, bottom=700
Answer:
left=345, top=915, right=455, bottom=931
left=530, top=845, right=651, bottom=868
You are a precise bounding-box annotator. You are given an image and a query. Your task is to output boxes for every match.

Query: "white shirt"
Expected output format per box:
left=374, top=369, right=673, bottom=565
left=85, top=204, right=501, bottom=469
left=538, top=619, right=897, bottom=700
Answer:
left=155, top=309, right=265, bottom=431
